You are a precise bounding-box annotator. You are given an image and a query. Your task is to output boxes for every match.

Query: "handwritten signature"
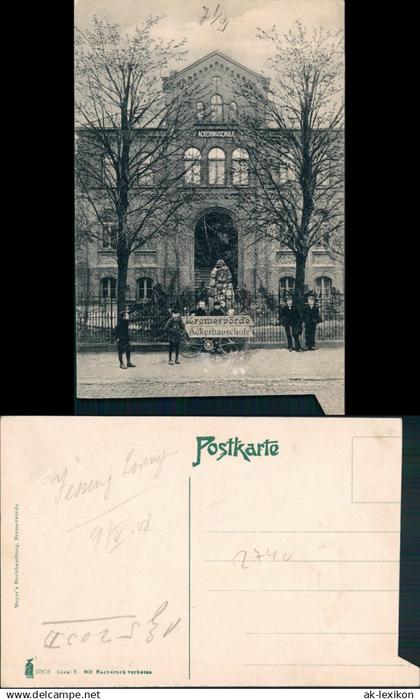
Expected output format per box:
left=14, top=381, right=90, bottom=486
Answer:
left=123, top=448, right=179, bottom=481
left=42, top=448, right=178, bottom=509
left=42, top=468, right=112, bottom=506
left=43, top=601, right=181, bottom=649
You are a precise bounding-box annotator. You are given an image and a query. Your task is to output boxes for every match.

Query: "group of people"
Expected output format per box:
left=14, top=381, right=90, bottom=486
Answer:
left=193, top=300, right=233, bottom=317
left=113, top=301, right=228, bottom=368
left=113, top=294, right=322, bottom=368
left=279, top=294, right=322, bottom=352
left=164, top=299, right=232, bottom=365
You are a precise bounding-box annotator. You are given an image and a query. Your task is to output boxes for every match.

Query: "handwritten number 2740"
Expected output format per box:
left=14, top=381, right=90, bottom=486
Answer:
left=233, top=549, right=291, bottom=568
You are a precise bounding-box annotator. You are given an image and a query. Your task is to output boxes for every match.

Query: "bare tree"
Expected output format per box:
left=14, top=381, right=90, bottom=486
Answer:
left=235, top=21, right=344, bottom=302
left=75, top=16, right=196, bottom=313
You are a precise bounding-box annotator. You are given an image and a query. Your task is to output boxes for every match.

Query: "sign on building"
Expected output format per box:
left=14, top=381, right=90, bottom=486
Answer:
left=197, top=130, right=236, bottom=138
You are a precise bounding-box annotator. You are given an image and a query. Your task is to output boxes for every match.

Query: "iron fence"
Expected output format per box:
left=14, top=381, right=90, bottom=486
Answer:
left=76, top=292, right=344, bottom=345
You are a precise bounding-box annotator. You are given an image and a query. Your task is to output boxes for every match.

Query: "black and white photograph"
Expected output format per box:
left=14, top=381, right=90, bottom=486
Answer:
left=75, top=0, right=344, bottom=414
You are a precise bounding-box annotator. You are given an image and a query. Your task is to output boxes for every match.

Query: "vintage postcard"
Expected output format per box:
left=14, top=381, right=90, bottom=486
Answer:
left=75, top=0, right=345, bottom=414
left=2, top=417, right=418, bottom=687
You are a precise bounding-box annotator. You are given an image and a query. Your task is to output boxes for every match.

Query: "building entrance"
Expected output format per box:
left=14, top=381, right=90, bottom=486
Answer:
left=194, top=209, right=238, bottom=290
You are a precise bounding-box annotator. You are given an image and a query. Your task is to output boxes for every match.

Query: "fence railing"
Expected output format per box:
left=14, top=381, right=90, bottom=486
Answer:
left=76, top=293, right=344, bottom=344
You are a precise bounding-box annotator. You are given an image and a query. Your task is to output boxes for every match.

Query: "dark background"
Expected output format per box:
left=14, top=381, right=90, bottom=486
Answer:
left=2, top=0, right=419, bottom=670
left=400, top=418, right=420, bottom=667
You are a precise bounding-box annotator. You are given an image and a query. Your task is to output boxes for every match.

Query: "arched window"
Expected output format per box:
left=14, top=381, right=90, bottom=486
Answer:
left=137, top=277, right=153, bottom=301
left=279, top=276, right=295, bottom=293
left=315, top=276, right=332, bottom=296
left=210, top=94, right=223, bottom=121
left=229, top=101, right=237, bottom=121
left=102, top=155, right=116, bottom=186
left=279, top=156, right=295, bottom=183
left=213, top=75, right=221, bottom=91
left=328, top=158, right=335, bottom=185
left=196, top=101, right=205, bottom=120
left=139, top=154, right=153, bottom=186
left=184, top=148, right=202, bottom=185
left=101, top=277, right=116, bottom=299
left=232, top=147, right=249, bottom=185
left=102, top=222, right=117, bottom=249
left=208, top=147, right=225, bottom=185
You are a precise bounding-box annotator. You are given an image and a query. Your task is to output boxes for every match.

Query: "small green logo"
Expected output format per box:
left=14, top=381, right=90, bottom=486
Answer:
left=24, top=658, right=34, bottom=679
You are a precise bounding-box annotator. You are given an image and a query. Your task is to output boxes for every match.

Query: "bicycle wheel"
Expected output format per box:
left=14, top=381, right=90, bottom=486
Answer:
left=219, top=337, right=249, bottom=354
left=179, top=332, right=202, bottom=358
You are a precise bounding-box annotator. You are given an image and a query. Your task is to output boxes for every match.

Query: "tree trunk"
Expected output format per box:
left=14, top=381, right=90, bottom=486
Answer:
left=117, top=252, right=129, bottom=316
left=294, top=252, right=307, bottom=307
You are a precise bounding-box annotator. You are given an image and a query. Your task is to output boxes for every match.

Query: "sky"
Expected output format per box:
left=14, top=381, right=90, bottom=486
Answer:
left=75, top=0, right=344, bottom=76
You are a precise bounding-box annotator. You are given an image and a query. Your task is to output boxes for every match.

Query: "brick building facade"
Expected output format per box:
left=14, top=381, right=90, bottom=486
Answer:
left=76, top=51, right=343, bottom=304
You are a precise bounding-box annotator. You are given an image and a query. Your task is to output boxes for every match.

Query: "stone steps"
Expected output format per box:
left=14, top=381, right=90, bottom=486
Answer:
left=195, top=269, right=212, bottom=290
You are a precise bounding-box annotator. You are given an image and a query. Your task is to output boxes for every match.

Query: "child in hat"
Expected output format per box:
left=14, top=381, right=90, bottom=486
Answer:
left=164, top=309, right=185, bottom=365
left=114, top=311, right=136, bottom=369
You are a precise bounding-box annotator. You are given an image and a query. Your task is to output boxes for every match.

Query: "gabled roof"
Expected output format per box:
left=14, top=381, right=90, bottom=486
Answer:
left=167, top=50, right=267, bottom=83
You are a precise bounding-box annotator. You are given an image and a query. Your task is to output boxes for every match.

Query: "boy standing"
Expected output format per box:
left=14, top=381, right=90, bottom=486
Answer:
left=164, top=310, right=185, bottom=365
left=114, top=311, right=136, bottom=369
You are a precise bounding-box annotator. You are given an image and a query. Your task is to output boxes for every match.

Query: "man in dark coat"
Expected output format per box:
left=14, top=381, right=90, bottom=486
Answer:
left=303, top=295, right=322, bottom=350
left=279, top=295, right=303, bottom=351
left=114, top=311, right=136, bottom=369
left=210, top=301, right=225, bottom=316
left=164, top=310, right=185, bottom=365
left=195, top=300, right=208, bottom=316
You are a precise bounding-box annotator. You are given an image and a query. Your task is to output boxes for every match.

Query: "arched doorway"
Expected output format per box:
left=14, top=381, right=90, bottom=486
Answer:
left=194, top=209, right=238, bottom=290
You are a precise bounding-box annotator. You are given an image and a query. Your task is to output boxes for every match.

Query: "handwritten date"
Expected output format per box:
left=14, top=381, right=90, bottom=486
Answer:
left=90, top=512, right=152, bottom=553
left=200, top=4, right=229, bottom=32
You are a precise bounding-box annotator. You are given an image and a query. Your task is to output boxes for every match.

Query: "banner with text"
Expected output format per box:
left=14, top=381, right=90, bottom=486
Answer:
left=183, top=315, right=254, bottom=338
